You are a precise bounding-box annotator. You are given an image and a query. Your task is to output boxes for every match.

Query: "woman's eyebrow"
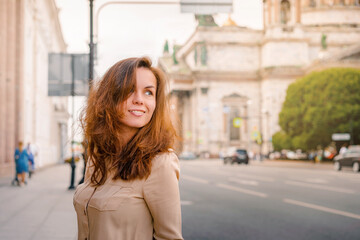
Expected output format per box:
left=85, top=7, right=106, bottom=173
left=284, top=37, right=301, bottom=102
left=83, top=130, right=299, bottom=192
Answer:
left=144, top=85, right=156, bottom=89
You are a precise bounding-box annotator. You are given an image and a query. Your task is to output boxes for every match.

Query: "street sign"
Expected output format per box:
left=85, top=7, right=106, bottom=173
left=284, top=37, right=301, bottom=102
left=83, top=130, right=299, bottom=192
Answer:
left=48, top=53, right=89, bottom=96
left=332, top=133, right=351, bottom=141
left=232, top=117, right=242, bottom=128
left=180, top=0, right=233, bottom=14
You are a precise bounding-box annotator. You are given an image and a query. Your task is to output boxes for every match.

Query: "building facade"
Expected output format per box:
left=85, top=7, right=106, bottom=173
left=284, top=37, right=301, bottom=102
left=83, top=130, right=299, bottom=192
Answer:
left=0, top=0, right=69, bottom=177
left=159, top=0, right=360, bottom=157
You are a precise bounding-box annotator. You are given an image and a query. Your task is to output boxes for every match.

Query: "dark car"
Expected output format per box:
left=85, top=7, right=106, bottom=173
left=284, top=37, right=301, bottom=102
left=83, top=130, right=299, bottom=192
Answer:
left=223, top=147, right=249, bottom=165
left=333, top=145, right=360, bottom=172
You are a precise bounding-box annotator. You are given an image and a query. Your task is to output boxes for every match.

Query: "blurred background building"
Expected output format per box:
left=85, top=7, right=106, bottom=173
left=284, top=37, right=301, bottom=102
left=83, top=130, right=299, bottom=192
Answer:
left=0, top=0, right=69, bottom=177
left=160, top=0, right=360, bottom=157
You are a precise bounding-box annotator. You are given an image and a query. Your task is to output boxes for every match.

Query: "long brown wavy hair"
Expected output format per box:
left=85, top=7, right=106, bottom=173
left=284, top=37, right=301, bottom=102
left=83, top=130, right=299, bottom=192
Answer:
left=81, top=57, right=176, bottom=186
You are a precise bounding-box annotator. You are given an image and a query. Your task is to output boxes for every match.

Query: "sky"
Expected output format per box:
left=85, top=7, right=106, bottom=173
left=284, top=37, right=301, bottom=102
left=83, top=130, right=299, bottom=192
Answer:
left=54, top=0, right=263, bottom=142
left=55, top=0, right=263, bottom=76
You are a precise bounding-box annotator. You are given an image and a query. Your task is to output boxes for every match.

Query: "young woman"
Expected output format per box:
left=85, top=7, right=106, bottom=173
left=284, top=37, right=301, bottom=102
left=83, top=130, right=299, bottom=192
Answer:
left=73, top=57, right=183, bottom=240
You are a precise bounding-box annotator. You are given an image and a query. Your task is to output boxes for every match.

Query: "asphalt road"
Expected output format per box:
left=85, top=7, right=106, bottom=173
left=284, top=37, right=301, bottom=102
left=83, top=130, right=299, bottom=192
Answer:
left=179, top=159, right=360, bottom=240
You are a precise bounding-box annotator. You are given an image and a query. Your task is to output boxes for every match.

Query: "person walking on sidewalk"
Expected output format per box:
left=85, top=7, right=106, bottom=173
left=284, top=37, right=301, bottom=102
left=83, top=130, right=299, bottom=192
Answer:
left=77, top=140, right=87, bottom=185
left=14, top=141, right=29, bottom=186
left=27, top=142, right=35, bottom=178
left=74, top=57, right=183, bottom=240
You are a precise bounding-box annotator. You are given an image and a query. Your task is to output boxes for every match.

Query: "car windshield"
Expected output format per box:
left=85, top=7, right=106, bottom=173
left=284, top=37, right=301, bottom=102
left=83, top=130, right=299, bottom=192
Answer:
left=236, top=149, right=247, bottom=154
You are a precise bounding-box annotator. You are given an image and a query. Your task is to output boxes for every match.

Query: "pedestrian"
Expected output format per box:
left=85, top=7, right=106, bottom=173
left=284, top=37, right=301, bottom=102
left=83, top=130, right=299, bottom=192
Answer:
left=27, top=143, right=35, bottom=178
left=14, top=141, right=29, bottom=186
left=339, top=143, right=348, bottom=155
left=73, top=57, right=183, bottom=240
left=77, top=141, right=87, bottom=185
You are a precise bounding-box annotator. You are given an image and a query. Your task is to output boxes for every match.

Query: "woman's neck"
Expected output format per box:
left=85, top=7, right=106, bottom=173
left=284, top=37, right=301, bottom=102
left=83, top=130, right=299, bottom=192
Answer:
left=120, top=127, right=138, bottom=144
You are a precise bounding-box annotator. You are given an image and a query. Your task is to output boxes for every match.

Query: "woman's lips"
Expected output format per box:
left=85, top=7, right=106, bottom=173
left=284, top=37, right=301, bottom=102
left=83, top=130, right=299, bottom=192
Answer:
left=129, top=110, right=145, bottom=116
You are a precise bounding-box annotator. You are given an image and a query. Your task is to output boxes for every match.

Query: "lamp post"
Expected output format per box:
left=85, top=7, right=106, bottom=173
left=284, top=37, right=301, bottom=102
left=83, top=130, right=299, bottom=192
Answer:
left=89, top=0, right=94, bottom=89
left=68, top=55, right=76, bottom=190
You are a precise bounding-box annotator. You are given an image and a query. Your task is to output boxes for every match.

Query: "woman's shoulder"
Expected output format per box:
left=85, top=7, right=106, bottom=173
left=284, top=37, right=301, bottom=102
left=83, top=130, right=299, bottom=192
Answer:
left=151, top=149, right=179, bottom=170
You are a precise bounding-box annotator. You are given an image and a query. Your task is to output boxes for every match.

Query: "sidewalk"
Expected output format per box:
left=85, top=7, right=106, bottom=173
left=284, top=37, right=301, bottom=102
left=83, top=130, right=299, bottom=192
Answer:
left=0, top=163, right=83, bottom=240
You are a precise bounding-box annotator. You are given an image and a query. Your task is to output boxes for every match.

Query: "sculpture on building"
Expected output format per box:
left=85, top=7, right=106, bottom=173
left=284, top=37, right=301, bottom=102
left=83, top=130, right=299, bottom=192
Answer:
left=195, top=14, right=218, bottom=27
left=321, top=34, right=328, bottom=50
left=200, top=43, right=207, bottom=66
left=163, top=40, right=169, bottom=54
left=280, top=0, right=291, bottom=24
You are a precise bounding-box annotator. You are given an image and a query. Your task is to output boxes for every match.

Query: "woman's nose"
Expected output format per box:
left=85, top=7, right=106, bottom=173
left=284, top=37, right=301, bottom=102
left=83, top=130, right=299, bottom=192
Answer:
left=132, top=92, right=144, bottom=105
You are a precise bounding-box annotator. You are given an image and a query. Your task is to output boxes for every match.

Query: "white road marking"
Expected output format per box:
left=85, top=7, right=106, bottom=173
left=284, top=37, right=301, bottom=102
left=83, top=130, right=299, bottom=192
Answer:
left=216, top=183, right=268, bottom=198
left=236, top=173, right=275, bottom=182
left=287, top=178, right=329, bottom=184
left=181, top=200, right=193, bottom=206
left=228, top=177, right=259, bottom=186
left=285, top=180, right=356, bottom=194
left=305, top=178, right=328, bottom=184
left=212, top=170, right=274, bottom=182
left=283, top=198, right=360, bottom=220
left=181, top=175, right=209, bottom=184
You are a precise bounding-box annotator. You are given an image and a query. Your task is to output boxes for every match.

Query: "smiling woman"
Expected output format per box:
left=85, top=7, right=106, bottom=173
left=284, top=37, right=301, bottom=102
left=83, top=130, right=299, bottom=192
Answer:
left=74, top=57, right=182, bottom=240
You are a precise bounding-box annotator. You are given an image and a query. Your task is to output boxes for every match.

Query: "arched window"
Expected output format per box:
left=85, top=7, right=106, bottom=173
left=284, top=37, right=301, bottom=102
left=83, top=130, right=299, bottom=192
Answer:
left=280, top=0, right=291, bottom=24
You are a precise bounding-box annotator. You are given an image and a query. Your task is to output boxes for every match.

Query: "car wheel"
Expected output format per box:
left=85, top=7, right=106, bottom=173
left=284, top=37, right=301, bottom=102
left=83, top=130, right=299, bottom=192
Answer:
left=334, top=161, right=341, bottom=171
left=353, top=162, right=360, bottom=173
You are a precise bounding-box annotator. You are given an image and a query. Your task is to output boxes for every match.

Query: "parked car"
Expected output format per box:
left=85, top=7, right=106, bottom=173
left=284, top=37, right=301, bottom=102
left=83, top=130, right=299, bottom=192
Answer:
left=269, top=151, right=281, bottom=160
left=223, top=147, right=249, bottom=165
left=333, top=145, right=360, bottom=172
left=178, top=151, right=197, bottom=160
left=286, top=149, right=308, bottom=160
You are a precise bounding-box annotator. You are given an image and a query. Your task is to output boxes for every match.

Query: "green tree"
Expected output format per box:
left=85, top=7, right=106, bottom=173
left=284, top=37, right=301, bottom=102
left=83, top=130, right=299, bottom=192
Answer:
left=277, top=68, right=360, bottom=151
left=272, top=131, right=293, bottom=151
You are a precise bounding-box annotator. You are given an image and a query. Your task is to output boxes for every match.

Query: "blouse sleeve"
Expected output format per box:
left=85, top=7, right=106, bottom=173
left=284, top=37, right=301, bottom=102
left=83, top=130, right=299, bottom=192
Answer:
left=143, top=152, right=183, bottom=240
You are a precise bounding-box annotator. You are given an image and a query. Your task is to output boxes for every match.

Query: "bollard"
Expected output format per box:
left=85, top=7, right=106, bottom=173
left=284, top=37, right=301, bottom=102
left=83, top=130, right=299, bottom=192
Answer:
left=68, top=154, right=76, bottom=190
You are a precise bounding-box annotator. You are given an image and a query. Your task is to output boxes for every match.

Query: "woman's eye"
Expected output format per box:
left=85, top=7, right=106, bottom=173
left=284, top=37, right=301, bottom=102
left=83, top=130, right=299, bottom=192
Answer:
left=145, top=90, right=153, bottom=96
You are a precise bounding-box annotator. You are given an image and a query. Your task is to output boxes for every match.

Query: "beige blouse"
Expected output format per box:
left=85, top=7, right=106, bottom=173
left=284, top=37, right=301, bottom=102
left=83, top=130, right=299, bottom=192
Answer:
left=73, top=151, right=183, bottom=240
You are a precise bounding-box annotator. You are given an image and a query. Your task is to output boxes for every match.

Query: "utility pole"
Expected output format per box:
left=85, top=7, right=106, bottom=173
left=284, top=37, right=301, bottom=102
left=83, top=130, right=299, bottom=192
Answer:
left=68, top=55, right=76, bottom=190
left=89, top=0, right=94, bottom=89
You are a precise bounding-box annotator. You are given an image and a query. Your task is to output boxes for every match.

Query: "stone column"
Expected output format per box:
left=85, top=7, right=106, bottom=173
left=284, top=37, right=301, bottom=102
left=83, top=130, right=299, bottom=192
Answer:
left=16, top=0, right=25, bottom=146
left=0, top=0, right=7, bottom=173
left=268, top=0, right=272, bottom=25
left=263, top=0, right=267, bottom=28
left=274, top=0, right=279, bottom=24
left=296, top=0, right=301, bottom=23
left=7, top=0, right=16, bottom=164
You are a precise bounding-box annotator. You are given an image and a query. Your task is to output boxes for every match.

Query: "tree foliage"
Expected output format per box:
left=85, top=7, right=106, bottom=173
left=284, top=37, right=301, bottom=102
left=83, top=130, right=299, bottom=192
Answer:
left=275, top=68, right=360, bottom=151
left=272, top=131, right=293, bottom=151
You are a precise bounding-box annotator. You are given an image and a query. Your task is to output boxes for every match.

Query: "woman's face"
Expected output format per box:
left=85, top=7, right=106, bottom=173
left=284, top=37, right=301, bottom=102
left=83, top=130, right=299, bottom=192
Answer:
left=119, top=67, right=157, bottom=135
